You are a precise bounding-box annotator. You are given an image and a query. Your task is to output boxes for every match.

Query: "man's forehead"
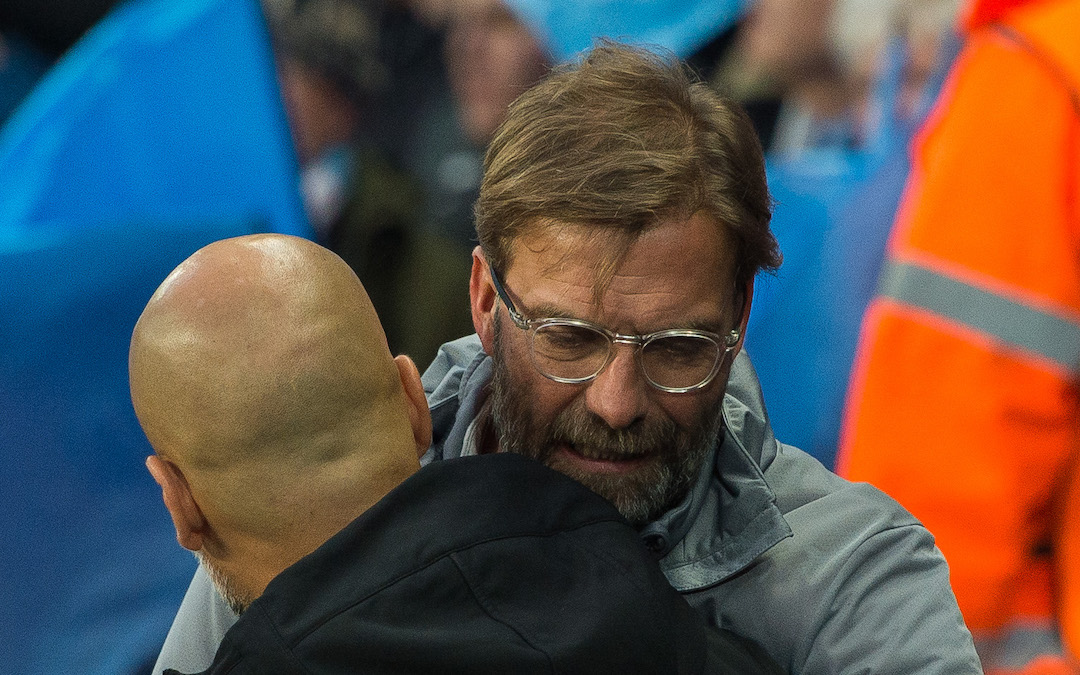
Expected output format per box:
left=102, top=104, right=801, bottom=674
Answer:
left=508, top=222, right=618, bottom=277
left=505, top=214, right=735, bottom=283
left=502, top=214, right=739, bottom=326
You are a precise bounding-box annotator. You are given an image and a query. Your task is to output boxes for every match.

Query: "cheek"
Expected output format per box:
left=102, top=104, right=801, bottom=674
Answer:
left=530, top=377, right=582, bottom=426
left=495, top=323, right=581, bottom=423
left=655, top=399, right=704, bottom=430
left=511, top=360, right=580, bottom=426
left=653, top=383, right=726, bottom=430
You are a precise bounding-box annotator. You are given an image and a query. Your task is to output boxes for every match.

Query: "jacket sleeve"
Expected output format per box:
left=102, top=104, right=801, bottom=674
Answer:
left=799, top=520, right=983, bottom=674
left=152, top=564, right=237, bottom=675
left=700, top=463, right=982, bottom=674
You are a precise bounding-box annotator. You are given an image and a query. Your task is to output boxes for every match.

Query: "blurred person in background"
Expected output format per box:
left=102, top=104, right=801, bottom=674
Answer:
left=724, top=0, right=871, bottom=148
left=730, top=0, right=959, bottom=157
left=265, top=0, right=474, bottom=370
left=397, top=0, right=750, bottom=249
left=444, top=0, right=549, bottom=145
left=371, top=0, right=451, bottom=162
left=399, top=0, right=550, bottom=248
left=733, top=0, right=962, bottom=468
left=838, top=0, right=1080, bottom=672
left=732, top=0, right=852, bottom=153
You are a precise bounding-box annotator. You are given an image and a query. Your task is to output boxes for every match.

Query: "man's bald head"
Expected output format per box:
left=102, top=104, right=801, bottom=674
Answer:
left=131, top=234, right=429, bottom=609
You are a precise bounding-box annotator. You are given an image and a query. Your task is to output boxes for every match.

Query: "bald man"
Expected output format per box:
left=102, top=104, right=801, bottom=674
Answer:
left=131, top=234, right=779, bottom=674
left=130, top=232, right=431, bottom=617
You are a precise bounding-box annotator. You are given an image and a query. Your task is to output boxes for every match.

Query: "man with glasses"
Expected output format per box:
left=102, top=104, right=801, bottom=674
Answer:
left=155, top=42, right=982, bottom=673
left=475, top=234, right=744, bottom=528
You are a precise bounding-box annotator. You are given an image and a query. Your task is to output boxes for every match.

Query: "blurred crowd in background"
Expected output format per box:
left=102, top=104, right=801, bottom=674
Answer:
left=1, top=0, right=1077, bottom=672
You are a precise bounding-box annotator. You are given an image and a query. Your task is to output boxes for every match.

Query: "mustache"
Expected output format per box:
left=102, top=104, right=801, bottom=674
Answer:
left=550, top=407, right=682, bottom=458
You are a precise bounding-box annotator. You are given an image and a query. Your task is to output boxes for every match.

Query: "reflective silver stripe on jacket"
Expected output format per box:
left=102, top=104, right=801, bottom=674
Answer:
left=878, top=260, right=1080, bottom=370
left=973, top=623, right=1068, bottom=671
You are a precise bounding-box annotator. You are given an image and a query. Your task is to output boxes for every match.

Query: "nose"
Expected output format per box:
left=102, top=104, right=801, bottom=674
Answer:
left=583, top=345, right=650, bottom=430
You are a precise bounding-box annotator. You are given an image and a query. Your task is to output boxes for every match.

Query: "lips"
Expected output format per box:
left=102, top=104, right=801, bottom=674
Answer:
left=565, top=441, right=647, bottom=462
left=555, top=441, right=651, bottom=475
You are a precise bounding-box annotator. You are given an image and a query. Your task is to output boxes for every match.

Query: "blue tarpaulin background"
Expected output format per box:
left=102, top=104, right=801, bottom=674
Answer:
left=504, top=0, right=750, bottom=62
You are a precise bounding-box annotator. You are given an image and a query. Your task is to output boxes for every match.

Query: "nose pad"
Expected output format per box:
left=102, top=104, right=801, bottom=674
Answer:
left=583, top=344, right=649, bottom=430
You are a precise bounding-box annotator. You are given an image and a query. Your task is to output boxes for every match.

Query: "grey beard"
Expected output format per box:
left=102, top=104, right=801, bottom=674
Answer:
left=195, top=551, right=254, bottom=617
left=490, top=316, right=724, bottom=527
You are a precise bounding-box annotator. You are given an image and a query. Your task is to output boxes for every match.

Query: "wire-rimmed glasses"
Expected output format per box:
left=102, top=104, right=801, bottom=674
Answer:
left=489, top=264, right=738, bottom=393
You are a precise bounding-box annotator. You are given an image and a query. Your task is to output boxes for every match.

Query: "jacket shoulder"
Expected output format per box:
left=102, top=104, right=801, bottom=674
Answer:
left=766, top=441, right=915, bottom=524
left=718, top=444, right=980, bottom=673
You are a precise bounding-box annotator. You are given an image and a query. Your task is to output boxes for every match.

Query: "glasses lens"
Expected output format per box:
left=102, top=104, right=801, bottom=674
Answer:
left=531, top=322, right=610, bottom=380
left=641, top=334, right=721, bottom=390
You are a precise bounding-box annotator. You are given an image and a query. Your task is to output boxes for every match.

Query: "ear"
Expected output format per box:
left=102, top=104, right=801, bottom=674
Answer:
left=469, top=246, right=497, bottom=356
left=732, top=278, right=754, bottom=355
left=394, top=354, right=432, bottom=458
left=146, top=455, right=207, bottom=552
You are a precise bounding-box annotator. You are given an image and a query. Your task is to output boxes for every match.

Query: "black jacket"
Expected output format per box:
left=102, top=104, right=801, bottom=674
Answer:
left=174, top=454, right=780, bottom=674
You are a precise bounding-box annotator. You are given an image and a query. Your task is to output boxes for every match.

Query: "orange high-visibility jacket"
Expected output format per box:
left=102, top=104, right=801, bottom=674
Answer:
left=837, top=0, right=1080, bottom=673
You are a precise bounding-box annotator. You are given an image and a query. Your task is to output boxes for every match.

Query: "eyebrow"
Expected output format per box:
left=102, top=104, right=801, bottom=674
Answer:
left=523, top=300, right=728, bottom=335
left=525, top=302, right=580, bottom=321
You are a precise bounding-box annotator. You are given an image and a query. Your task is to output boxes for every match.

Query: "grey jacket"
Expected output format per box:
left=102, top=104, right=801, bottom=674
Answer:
left=153, top=336, right=982, bottom=675
left=423, top=336, right=983, bottom=674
